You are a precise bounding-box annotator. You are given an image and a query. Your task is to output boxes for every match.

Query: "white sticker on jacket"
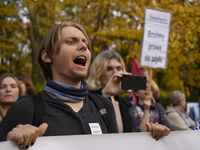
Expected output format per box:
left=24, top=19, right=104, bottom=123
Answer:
left=89, top=123, right=102, bottom=134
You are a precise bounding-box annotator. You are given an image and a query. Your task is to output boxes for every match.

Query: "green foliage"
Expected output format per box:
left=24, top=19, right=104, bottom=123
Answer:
left=0, top=0, right=200, bottom=101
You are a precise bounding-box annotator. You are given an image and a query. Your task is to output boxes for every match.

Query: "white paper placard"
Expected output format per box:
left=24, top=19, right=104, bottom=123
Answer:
left=140, top=8, right=172, bottom=69
left=0, top=130, right=199, bottom=150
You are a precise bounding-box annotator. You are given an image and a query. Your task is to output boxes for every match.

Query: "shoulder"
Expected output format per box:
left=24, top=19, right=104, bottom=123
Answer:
left=16, top=91, right=45, bottom=105
left=88, top=92, right=112, bottom=106
left=7, top=94, right=38, bottom=117
left=89, top=89, right=102, bottom=95
left=87, top=92, right=115, bottom=117
left=14, top=95, right=34, bottom=108
left=155, top=102, right=164, bottom=108
left=166, top=107, right=180, bottom=117
left=155, top=103, right=165, bottom=110
left=11, top=91, right=46, bottom=113
left=128, top=104, right=138, bottom=111
left=166, top=107, right=176, bottom=114
left=155, top=102, right=162, bottom=106
left=193, top=103, right=200, bottom=108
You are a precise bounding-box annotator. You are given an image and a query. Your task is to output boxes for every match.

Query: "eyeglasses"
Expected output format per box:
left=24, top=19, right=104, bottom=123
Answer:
left=106, top=66, right=123, bottom=72
left=19, top=80, right=24, bottom=84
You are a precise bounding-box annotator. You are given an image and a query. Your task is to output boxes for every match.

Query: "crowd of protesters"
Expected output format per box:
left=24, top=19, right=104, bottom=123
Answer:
left=0, top=21, right=199, bottom=150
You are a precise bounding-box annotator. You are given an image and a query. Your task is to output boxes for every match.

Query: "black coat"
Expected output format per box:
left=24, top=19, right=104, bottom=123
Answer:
left=89, top=89, right=132, bottom=133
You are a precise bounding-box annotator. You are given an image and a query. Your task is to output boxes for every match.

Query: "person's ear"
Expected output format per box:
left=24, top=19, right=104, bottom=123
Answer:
left=178, top=100, right=182, bottom=105
left=41, top=50, right=52, bottom=63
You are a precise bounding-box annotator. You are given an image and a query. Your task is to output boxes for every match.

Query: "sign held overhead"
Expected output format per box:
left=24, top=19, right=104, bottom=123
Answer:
left=140, top=7, right=172, bottom=69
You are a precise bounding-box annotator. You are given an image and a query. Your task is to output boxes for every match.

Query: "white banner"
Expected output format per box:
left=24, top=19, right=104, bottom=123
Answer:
left=140, top=8, right=171, bottom=69
left=0, top=130, right=199, bottom=150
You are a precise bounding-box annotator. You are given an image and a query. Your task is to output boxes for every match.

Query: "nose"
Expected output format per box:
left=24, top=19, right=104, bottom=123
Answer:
left=113, top=68, right=118, bottom=74
left=79, top=41, right=87, bottom=51
left=6, top=86, right=11, bottom=92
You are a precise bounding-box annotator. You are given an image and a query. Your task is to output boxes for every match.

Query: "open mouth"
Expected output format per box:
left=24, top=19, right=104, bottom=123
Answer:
left=73, top=56, right=87, bottom=66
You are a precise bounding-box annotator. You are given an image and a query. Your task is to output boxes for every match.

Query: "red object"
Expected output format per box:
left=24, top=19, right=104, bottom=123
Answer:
left=131, top=58, right=143, bottom=76
left=130, top=58, right=143, bottom=105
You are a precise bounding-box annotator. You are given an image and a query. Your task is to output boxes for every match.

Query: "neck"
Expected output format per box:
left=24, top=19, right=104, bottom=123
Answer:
left=45, top=78, right=88, bottom=103
left=175, top=105, right=184, bottom=112
left=110, top=96, right=116, bottom=102
left=138, top=98, right=144, bottom=105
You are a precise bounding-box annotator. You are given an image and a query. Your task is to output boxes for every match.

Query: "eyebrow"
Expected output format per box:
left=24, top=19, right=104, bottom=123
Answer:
left=1, top=83, right=17, bottom=86
left=107, top=65, right=122, bottom=68
left=64, top=36, right=88, bottom=43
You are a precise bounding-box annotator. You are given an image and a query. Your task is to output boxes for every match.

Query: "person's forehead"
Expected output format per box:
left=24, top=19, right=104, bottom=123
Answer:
left=107, top=58, right=122, bottom=66
left=61, top=26, right=87, bottom=40
left=1, top=77, right=17, bottom=84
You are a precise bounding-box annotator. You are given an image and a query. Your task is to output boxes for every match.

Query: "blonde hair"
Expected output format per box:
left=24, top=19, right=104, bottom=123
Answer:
left=38, top=21, right=91, bottom=80
left=170, top=90, right=185, bottom=106
left=86, top=50, right=126, bottom=90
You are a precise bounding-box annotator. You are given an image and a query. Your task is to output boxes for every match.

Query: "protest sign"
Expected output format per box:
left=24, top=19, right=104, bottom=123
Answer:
left=0, top=130, right=199, bottom=150
left=140, top=7, right=171, bottom=69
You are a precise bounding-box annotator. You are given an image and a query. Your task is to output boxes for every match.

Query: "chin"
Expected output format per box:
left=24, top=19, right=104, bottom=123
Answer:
left=74, top=73, right=87, bottom=81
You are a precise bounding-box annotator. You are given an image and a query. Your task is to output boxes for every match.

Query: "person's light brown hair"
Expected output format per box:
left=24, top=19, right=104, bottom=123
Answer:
left=15, top=73, right=36, bottom=95
left=38, top=21, right=91, bottom=80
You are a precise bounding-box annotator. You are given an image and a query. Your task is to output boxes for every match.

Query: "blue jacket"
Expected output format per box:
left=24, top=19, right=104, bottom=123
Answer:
left=189, top=103, right=200, bottom=121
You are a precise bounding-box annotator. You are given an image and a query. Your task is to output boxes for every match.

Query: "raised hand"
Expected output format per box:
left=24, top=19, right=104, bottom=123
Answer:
left=102, top=73, right=132, bottom=98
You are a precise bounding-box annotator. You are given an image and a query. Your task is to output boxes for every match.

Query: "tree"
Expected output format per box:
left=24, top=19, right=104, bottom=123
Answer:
left=1, top=0, right=200, bottom=99
left=0, top=0, right=31, bottom=75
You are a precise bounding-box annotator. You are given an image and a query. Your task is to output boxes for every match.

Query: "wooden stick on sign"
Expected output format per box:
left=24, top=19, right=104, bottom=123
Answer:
left=148, top=68, right=156, bottom=103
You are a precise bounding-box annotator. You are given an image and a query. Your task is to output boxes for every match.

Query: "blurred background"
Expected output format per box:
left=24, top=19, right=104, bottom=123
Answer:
left=1, top=0, right=200, bottom=108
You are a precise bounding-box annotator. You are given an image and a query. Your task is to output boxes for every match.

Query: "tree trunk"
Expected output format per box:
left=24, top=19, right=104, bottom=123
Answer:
left=27, top=19, right=45, bottom=88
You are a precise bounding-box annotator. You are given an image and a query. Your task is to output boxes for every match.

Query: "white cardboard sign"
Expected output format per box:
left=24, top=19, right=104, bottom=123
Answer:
left=140, top=8, right=171, bottom=69
left=0, top=130, right=199, bottom=150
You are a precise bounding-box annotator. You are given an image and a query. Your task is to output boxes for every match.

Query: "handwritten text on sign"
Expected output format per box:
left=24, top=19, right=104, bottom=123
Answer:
left=140, top=8, right=171, bottom=69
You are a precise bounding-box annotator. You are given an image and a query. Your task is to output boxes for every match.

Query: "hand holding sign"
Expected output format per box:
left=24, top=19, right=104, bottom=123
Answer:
left=146, top=122, right=170, bottom=141
left=7, top=123, right=48, bottom=149
left=140, top=7, right=171, bottom=102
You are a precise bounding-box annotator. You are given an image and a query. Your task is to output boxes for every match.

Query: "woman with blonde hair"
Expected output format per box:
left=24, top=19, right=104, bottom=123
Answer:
left=0, top=74, right=23, bottom=127
left=87, top=50, right=133, bottom=133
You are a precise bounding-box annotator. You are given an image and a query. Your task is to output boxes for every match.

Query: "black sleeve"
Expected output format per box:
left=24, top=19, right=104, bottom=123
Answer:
left=0, top=95, right=34, bottom=141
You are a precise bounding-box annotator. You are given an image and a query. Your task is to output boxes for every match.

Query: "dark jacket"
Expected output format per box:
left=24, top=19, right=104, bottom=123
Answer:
left=89, top=89, right=132, bottom=132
